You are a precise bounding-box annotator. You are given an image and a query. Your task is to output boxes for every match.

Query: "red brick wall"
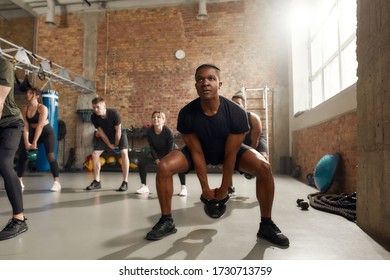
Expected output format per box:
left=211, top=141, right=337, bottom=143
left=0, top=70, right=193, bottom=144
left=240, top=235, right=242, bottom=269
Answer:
left=7, top=0, right=288, bottom=166
left=0, top=17, right=35, bottom=51
left=0, top=17, right=35, bottom=83
left=292, top=111, right=358, bottom=194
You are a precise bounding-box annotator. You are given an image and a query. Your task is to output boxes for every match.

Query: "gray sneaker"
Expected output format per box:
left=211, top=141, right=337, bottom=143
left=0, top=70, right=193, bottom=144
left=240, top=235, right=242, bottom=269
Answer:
left=146, top=218, right=177, bottom=241
left=0, top=218, right=28, bottom=241
left=86, top=180, right=101, bottom=190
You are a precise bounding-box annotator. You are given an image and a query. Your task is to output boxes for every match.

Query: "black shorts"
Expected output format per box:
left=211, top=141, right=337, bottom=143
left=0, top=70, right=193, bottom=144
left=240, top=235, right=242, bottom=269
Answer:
left=257, top=135, right=268, bottom=154
left=93, top=132, right=129, bottom=151
left=180, top=143, right=251, bottom=173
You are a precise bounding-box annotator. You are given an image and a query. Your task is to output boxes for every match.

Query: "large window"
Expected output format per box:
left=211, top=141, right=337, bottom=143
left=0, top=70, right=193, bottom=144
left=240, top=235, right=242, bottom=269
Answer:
left=292, top=0, right=357, bottom=110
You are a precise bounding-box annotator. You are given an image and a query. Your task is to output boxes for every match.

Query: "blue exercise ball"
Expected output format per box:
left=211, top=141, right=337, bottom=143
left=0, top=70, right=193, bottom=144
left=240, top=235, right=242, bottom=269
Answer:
left=313, top=153, right=340, bottom=193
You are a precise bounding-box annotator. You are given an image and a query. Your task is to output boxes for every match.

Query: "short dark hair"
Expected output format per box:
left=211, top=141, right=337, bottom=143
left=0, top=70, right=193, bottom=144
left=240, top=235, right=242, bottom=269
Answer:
left=232, top=94, right=245, bottom=101
left=232, top=94, right=246, bottom=107
left=92, top=97, right=105, bottom=105
left=195, top=64, right=221, bottom=78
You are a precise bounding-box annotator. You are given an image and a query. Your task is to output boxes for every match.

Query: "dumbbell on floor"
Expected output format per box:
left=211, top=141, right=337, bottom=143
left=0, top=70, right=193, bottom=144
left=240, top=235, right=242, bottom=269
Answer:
left=296, top=198, right=309, bottom=210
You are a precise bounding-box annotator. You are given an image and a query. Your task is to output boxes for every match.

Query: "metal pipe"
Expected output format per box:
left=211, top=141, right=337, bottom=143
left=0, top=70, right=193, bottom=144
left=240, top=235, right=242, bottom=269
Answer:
left=45, top=0, right=55, bottom=25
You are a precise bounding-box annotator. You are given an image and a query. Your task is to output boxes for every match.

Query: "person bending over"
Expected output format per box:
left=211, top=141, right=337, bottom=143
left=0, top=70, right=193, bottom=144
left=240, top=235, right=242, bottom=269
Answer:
left=86, top=97, right=129, bottom=191
left=231, top=94, right=268, bottom=161
left=145, top=64, right=289, bottom=247
left=228, top=94, right=269, bottom=195
left=17, top=87, right=61, bottom=192
left=136, top=110, right=187, bottom=196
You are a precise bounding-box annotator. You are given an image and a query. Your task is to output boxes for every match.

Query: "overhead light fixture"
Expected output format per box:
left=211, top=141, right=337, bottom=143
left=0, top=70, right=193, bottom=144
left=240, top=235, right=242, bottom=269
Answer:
left=45, top=0, right=56, bottom=26
left=197, top=0, right=208, bottom=20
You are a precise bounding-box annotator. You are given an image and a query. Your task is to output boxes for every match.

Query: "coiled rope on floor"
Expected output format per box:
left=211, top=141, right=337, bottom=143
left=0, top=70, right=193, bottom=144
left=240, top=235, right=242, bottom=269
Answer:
left=307, top=192, right=357, bottom=222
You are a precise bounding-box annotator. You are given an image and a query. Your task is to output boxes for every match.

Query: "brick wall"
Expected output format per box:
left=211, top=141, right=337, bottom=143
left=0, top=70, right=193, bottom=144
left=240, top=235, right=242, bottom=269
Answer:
left=4, top=0, right=288, bottom=168
left=0, top=17, right=35, bottom=84
left=0, top=17, right=35, bottom=51
left=292, top=111, right=358, bottom=194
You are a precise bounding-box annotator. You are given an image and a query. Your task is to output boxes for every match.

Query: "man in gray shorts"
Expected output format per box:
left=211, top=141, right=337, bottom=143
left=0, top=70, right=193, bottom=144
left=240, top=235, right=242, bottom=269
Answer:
left=86, top=97, right=130, bottom=192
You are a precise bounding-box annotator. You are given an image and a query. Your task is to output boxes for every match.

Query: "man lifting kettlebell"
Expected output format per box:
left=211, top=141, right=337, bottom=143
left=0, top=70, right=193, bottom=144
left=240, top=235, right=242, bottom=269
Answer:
left=145, top=64, right=289, bottom=247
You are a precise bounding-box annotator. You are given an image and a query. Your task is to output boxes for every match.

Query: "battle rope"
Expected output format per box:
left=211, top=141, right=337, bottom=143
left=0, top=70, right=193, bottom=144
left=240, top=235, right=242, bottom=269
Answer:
left=307, top=192, right=357, bottom=222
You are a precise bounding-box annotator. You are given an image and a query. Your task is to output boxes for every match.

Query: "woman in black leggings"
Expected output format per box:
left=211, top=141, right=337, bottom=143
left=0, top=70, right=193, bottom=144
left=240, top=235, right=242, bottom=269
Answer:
left=17, top=87, right=61, bottom=192
left=136, top=111, right=187, bottom=196
left=0, top=55, right=28, bottom=241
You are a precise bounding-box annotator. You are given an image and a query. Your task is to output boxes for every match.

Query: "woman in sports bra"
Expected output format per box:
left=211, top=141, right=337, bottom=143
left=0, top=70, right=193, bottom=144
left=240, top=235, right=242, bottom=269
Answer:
left=16, top=87, right=61, bottom=192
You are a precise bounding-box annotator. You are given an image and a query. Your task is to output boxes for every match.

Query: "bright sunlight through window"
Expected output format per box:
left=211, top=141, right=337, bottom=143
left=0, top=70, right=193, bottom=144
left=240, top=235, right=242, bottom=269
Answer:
left=291, top=0, right=357, bottom=111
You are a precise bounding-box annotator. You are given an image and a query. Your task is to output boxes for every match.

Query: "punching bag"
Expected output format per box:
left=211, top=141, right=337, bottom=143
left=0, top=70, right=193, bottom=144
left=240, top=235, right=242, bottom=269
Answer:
left=35, top=90, right=59, bottom=171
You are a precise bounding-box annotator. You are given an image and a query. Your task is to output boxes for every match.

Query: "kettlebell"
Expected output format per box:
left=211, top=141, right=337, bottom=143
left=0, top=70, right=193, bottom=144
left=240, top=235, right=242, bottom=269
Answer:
left=27, top=149, right=38, bottom=161
left=200, top=195, right=230, bottom=219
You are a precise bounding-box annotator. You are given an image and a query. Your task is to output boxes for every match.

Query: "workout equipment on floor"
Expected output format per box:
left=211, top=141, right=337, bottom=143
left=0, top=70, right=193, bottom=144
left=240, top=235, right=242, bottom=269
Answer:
left=142, top=146, right=151, bottom=154
left=130, top=163, right=138, bottom=169
left=106, top=156, right=116, bottom=166
left=200, top=195, right=229, bottom=219
left=99, top=156, right=106, bottom=166
left=313, top=153, right=340, bottom=193
left=84, top=158, right=93, bottom=172
left=306, top=173, right=315, bottom=186
left=308, top=192, right=356, bottom=221
left=129, top=156, right=139, bottom=169
left=26, top=149, right=38, bottom=161
left=118, top=157, right=130, bottom=167
left=296, top=198, right=309, bottom=210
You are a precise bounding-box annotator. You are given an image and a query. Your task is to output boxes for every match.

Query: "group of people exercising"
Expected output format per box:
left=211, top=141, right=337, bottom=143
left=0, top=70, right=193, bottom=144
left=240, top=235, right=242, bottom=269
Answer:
left=1, top=57, right=289, bottom=247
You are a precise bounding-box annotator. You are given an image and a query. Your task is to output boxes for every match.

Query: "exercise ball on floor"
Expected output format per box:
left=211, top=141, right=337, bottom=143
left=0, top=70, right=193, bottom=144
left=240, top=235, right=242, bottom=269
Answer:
left=106, top=156, right=116, bottom=166
left=129, top=157, right=138, bottom=169
left=313, top=153, right=340, bottom=193
left=84, top=159, right=93, bottom=172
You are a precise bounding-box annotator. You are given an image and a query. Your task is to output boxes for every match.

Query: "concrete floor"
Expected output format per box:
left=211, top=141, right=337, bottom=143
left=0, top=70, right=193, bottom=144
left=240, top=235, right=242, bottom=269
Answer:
left=0, top=171, right=389, bottom=260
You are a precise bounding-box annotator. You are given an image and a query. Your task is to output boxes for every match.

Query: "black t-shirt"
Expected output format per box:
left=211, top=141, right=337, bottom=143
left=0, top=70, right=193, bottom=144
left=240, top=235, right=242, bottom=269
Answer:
left=146, top=125, right=174, bottom=160
left=177, top=95, right=249, bottom=165
left=91, top=108, right=121, bottom=138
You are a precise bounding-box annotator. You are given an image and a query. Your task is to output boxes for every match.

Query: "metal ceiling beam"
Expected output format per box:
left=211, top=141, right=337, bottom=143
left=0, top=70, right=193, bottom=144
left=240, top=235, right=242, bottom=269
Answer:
left=10, top=0, right=39, bottom=17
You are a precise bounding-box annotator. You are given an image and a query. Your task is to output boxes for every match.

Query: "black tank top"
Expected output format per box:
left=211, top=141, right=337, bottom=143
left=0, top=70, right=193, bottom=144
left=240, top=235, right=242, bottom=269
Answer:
left=26, top=105, right=40, bottom=124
